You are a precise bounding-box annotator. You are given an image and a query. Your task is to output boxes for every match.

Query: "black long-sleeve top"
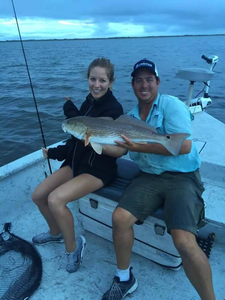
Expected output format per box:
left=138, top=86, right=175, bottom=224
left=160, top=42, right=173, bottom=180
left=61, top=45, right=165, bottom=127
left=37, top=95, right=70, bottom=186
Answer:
left=48, top=89, right=124, bottom=184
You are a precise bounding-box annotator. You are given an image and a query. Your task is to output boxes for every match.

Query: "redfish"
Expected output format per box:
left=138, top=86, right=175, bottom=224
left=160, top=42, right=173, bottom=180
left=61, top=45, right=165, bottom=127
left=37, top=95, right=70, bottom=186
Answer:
left=62, top=115, right=190, bottom=156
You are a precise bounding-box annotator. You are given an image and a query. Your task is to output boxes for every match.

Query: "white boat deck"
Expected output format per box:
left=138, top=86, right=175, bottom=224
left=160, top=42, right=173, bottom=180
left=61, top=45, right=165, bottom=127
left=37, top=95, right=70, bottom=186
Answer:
left=5, top=218, right=225, bottom=300
left=0, top=111, right=225, bottom=299
left=191, top=112, right=225, bottom=247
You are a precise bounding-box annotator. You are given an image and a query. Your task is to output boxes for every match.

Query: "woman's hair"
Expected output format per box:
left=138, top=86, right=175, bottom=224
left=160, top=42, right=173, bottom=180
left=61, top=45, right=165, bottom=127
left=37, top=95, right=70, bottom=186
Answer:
left=87, top=57, right=115, bottom=82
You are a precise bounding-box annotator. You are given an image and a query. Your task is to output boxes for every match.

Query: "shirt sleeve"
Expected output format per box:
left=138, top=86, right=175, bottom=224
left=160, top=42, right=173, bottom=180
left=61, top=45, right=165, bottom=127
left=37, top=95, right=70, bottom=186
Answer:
left=163, top=97, right=192, bottom=135
left=47, top=138, right=74, bottom=161
left=63, top=100, right=79, bottom=119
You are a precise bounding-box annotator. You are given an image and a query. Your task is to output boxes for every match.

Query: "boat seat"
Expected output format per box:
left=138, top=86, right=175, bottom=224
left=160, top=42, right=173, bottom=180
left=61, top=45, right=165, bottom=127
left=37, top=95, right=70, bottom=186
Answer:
left=94, top=157, right=164, bottom=221
left=176, top=67, right=214, bottom=82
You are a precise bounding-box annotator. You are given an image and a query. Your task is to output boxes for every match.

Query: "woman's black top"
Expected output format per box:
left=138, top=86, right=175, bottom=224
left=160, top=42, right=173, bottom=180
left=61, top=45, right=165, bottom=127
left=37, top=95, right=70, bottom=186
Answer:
left=47, top=89, right=124, bottom=185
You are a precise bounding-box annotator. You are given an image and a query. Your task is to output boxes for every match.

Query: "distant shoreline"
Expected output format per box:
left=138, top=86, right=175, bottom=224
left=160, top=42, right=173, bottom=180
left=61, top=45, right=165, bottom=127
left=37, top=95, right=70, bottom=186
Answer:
left=1, top=33, right=225, bottom=43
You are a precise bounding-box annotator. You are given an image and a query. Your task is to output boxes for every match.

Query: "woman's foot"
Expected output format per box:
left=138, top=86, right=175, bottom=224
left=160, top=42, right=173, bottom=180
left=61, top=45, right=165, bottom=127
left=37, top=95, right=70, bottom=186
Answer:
left=66, top=235, right=86, bottom=273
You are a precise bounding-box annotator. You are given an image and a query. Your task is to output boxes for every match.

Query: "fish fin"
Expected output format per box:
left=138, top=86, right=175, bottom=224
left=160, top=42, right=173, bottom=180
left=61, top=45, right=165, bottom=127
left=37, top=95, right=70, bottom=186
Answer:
left=90, top=142, right=103, bottom=155
left=85, top=134, right=90, bottom=146
left=115, top=115, right=157, bottom=133
left=163, top=133, right=190, bottom=156
left=115, top=115, right=137, bottom=123
left=99, top=117, right=113, bottom=121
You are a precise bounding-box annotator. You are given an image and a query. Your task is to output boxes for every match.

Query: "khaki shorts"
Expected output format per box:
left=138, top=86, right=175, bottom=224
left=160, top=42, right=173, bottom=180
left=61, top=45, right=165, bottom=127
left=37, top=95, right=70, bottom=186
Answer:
left=118, top=170, right=205, bottom=235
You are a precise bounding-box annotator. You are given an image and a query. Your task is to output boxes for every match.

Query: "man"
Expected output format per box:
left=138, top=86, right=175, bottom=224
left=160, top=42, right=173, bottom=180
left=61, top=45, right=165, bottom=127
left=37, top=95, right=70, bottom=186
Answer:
left=102, top=59, right=215, bottom=300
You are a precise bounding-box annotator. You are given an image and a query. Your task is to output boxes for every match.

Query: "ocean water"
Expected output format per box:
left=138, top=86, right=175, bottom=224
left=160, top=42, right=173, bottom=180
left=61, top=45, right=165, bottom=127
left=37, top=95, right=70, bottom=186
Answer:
left=0, top=36, right=225, bottom=166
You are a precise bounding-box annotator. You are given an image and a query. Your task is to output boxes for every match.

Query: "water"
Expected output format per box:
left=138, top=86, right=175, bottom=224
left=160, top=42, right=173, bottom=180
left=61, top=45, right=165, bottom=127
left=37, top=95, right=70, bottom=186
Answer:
left=0, top=36, right=225, bottom=166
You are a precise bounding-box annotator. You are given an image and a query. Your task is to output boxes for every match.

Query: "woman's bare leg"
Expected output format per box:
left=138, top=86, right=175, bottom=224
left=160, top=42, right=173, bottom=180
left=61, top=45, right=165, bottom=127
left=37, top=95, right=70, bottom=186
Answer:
left=32, top=166, right=73, bottom=235
left=48, top=174, right=104, bottom=252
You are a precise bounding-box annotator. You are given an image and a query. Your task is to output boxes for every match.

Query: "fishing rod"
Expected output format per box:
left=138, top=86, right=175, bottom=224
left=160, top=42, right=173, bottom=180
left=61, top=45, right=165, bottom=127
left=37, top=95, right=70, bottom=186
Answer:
left=11, top=0, right=52, bottom=174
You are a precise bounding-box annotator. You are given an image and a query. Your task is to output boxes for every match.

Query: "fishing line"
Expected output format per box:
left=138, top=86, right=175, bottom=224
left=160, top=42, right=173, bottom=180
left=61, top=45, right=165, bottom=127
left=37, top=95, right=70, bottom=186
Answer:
left=11, top=0, right=52, bottom=174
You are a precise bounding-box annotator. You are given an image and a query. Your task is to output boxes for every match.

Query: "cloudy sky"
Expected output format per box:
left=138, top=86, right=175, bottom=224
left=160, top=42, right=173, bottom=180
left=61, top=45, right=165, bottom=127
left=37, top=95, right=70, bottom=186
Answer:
left=0, top=0, right=225, bottom=41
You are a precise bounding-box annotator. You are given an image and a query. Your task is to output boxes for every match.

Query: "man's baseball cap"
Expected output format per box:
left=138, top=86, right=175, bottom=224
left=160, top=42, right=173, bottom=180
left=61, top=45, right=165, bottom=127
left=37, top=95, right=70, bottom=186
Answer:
left=131, top=59, right=159, bottom=77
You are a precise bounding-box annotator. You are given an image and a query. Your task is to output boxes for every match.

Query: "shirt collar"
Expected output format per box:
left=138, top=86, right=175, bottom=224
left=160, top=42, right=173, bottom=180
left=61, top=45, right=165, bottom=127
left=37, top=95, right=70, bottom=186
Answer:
left=153, top=93, right=160, bottom=108
left=128, top=93, right=160, bottom=119
left=87, top=89, right=112, bottom=107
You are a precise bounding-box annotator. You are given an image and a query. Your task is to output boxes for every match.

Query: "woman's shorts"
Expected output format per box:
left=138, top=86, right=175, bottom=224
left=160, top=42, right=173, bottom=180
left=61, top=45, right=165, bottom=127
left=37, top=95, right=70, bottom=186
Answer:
left=76, top=165, right=116, bottom=186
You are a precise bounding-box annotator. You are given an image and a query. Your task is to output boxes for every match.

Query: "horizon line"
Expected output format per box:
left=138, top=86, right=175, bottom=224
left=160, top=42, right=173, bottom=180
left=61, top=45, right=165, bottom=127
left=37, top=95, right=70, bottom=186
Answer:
left=0, top=33, right=224, bottom=43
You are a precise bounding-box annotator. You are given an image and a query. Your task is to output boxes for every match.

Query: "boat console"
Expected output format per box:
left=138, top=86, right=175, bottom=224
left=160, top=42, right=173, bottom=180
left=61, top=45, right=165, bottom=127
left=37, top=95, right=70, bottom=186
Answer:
left=176, top=67, right=214, bottom=82
left=175, top=55, right=219, bottom=113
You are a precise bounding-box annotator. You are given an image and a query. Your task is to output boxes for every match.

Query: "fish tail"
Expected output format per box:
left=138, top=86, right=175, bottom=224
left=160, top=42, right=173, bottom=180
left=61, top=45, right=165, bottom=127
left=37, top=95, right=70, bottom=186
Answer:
left=163, top=133, right=190, bottom=156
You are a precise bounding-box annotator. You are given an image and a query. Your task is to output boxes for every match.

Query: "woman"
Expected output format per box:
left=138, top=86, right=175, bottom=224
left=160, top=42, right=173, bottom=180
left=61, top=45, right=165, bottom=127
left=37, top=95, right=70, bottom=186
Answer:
left=32, top=58, right=124, bottom=273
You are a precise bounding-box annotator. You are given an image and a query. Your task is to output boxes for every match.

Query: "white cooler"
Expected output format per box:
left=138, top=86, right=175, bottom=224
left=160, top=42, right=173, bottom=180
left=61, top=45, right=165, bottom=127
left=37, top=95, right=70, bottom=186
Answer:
left=79, top=158, right=182, bottom=269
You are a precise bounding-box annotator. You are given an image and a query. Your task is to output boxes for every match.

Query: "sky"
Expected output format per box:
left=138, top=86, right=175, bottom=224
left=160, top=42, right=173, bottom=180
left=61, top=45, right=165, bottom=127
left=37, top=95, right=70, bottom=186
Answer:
left=0, top=0, right=225, bottom=41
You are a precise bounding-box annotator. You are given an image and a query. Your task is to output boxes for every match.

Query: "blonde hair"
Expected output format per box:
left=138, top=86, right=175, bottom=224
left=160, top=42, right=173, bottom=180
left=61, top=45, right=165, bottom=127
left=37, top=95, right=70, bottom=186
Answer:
left=87, top=57, right=115, bottom=83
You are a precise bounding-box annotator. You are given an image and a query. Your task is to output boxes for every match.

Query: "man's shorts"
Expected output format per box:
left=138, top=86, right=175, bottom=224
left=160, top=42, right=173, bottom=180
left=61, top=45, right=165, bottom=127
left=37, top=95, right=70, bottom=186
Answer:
left=117, top=169, right=205, bottom=235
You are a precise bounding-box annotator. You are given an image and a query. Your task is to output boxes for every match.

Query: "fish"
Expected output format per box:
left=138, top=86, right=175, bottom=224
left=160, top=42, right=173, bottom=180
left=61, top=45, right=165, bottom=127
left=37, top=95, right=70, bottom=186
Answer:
left=62, top=115, right=190, bottom=156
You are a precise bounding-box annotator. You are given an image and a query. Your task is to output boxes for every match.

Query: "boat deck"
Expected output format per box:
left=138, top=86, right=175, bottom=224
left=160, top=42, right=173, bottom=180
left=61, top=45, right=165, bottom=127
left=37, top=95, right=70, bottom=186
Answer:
left=5, top=207, right=225, bottom=300
left=1, top=111, right=225, bottom=299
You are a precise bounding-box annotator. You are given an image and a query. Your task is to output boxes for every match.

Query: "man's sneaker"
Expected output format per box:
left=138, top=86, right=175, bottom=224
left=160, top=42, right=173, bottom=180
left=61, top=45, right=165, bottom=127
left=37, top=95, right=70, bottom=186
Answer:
left=102, top=267, right=138, bottom=300
left=32, top=231, right=63, bottom=245
left=66, top=235, right=86, bottom=273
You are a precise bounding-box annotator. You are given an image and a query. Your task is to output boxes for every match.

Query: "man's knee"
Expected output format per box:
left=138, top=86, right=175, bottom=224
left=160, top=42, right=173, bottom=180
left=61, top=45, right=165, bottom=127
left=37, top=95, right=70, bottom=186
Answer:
left=171, top=229, right=198, bottom=256
left=112, top=207, right=136, bottom=229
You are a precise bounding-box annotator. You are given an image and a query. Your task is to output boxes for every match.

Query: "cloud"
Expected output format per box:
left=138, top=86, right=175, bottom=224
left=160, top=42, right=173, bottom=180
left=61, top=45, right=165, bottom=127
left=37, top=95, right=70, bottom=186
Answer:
left=107, top=23, right=145, bottom=37
left=0, top=0, right=224, bottom=40
left=0, top=18, right=98, bottom=40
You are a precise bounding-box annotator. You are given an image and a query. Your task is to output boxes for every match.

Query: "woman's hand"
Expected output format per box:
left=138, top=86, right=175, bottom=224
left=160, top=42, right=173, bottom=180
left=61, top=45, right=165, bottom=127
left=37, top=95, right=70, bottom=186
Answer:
left=41, top=147, right=48, bottom=159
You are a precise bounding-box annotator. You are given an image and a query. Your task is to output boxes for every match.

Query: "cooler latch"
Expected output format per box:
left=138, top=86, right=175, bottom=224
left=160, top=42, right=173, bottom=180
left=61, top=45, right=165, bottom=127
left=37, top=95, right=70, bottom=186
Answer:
left=154, top=224, right=166, bottom=236
left=90, top=198, right=98, bottom=209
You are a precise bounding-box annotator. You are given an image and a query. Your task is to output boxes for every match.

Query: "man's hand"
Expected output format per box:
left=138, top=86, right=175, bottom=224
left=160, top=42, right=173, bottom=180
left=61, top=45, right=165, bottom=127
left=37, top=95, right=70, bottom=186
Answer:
left=115, top=135, right=140, bottom=152
left=65, top=96, right=71, bottom=101
left=41, top=147, right=48, bottom=159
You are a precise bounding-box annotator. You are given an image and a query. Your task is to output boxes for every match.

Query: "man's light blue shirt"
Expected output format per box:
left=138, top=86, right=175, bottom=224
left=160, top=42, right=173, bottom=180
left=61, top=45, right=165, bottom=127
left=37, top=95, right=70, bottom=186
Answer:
left=127, top=93, right=201, bottom=175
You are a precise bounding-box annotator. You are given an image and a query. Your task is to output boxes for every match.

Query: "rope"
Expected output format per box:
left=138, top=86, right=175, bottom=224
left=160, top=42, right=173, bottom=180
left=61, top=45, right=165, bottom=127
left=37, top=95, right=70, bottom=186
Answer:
left=11, top=0, right=52, bottom=174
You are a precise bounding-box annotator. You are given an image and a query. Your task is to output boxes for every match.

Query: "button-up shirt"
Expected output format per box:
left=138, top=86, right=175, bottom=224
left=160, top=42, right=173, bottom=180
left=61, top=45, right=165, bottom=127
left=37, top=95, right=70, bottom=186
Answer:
left=127, top=93, right=201, bottom=174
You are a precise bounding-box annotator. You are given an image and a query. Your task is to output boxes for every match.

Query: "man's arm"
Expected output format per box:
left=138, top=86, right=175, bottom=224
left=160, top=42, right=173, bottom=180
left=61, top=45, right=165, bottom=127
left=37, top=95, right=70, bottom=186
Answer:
left=115, top=135, right=192, bottom=156
left=121, top=97, right=192, bottom=156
